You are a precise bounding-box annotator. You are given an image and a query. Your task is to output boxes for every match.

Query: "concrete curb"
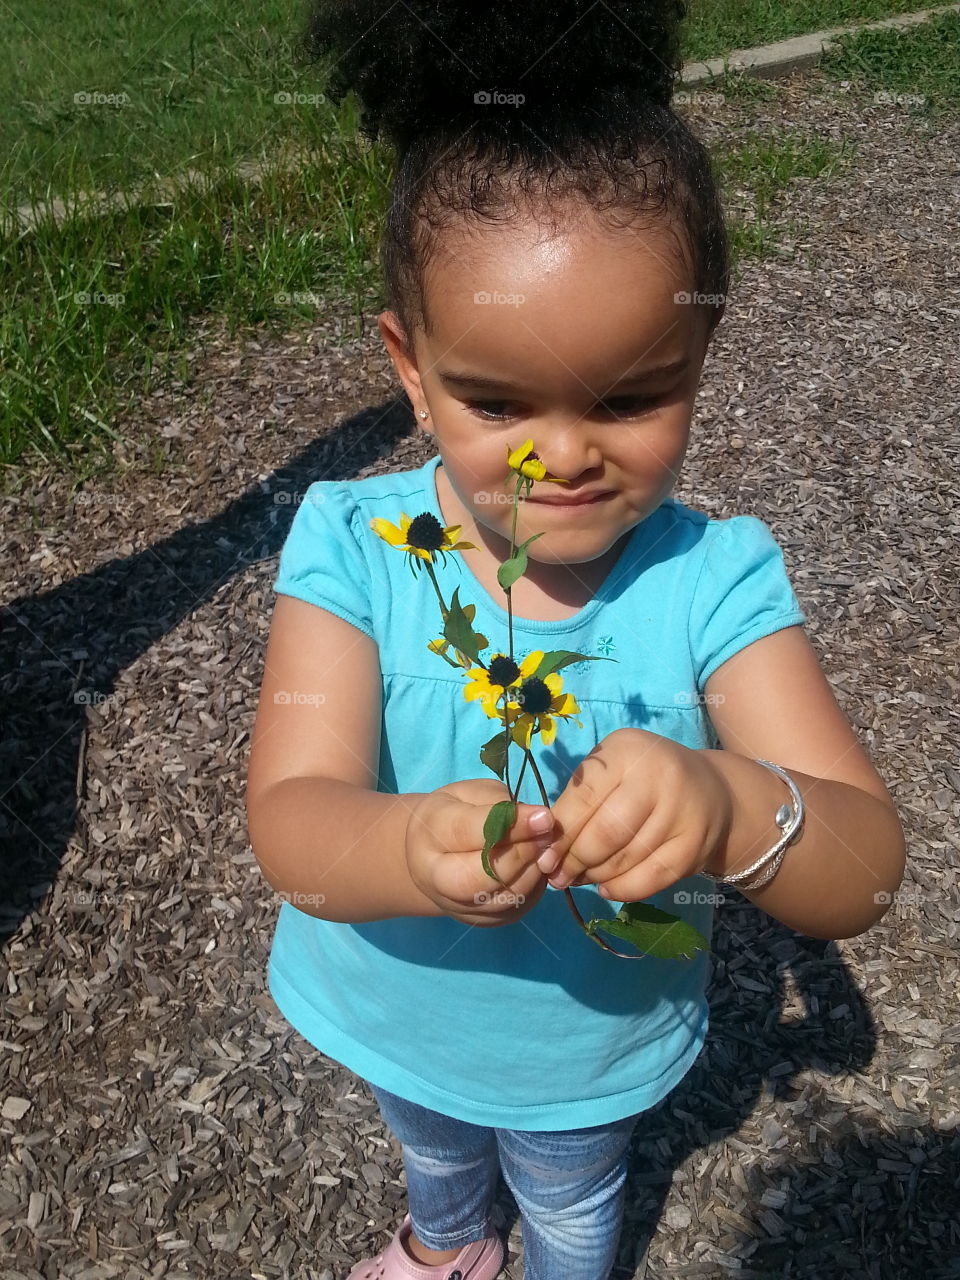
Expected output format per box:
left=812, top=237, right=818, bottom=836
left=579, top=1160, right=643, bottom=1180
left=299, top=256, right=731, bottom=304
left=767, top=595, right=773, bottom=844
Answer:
left=681, top=2, right=960, bottom=86
left=8, top=2, right=960, bottom=233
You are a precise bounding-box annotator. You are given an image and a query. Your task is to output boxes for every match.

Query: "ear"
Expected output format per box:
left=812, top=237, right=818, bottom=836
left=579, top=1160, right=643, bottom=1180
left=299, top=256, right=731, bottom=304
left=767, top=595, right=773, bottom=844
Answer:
left=378, top=311, right=432, bottom=434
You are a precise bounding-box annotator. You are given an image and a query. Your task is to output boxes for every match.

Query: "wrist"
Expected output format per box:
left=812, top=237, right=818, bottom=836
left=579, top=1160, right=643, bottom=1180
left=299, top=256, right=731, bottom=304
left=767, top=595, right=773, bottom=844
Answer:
left=700, top=750, right=791, bottom=880
left=403, top=794, right=447, bottom=917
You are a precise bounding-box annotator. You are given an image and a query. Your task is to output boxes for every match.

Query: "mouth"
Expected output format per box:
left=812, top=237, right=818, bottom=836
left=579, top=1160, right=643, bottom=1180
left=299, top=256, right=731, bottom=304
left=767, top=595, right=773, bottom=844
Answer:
left=527, top=491, right=614, bottom=508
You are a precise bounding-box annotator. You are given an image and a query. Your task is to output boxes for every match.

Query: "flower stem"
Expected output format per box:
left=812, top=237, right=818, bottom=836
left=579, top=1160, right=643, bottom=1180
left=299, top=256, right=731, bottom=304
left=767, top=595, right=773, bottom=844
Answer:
left=423, top=562, right=450, bottom=620
left=500, top=691, right=512, bottom=796
left=512, top=748, right=529, bottom=798
left=507, top=478, right=523, bottom=661
left=524, top=741, right=549, bottom=803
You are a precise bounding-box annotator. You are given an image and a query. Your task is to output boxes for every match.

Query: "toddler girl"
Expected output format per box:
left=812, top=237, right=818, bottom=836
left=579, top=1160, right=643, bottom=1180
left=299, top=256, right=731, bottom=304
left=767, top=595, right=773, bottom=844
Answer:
left=246, top=3, right=907, bottom=1277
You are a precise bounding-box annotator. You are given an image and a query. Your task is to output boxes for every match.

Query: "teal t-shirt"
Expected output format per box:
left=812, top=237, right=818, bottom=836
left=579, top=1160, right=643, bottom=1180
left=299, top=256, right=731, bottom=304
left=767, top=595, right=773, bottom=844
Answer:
left=266, top=453, right=807, bottom=1129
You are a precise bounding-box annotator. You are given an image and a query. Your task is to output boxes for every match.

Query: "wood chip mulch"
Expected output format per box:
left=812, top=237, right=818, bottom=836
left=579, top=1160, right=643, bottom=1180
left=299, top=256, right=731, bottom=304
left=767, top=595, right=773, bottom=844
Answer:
left=1, top=69, right=958, bottom=1280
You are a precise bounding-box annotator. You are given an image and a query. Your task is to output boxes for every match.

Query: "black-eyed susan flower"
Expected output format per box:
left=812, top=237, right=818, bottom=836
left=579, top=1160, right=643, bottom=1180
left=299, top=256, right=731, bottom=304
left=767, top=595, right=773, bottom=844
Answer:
left=462, top=652, right=522, bottom=718
left=370, top=511, right=477, bottom=572
left=506, top=440, right=570, bottom=486
left=502, top=650, right=582, bottom=749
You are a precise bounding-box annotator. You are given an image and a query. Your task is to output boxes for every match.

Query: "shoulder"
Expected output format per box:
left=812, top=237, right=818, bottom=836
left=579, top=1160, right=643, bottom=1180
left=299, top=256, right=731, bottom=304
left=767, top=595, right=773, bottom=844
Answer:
left=282, top=461, right=434, bottom=549
left=660, top=497, right=777, bottom=546
left=660, top=499, right=793, bottom=578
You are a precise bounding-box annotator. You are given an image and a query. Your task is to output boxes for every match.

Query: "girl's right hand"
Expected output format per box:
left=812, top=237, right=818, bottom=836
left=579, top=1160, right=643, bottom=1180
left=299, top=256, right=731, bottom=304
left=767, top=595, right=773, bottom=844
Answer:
left=405, top=779, right=557, bottom=928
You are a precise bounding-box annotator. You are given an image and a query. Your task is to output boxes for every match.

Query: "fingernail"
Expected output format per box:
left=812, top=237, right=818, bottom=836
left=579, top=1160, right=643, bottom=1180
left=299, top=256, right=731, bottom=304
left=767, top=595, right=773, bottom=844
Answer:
left=529, top=809, right=553, bottom=834
left=537, top=848, right=558, bottom=874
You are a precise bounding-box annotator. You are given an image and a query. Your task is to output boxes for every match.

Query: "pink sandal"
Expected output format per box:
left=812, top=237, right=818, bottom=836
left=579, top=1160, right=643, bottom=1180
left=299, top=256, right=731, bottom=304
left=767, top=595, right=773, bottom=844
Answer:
left=345, top=1212, right=505, bottom=1279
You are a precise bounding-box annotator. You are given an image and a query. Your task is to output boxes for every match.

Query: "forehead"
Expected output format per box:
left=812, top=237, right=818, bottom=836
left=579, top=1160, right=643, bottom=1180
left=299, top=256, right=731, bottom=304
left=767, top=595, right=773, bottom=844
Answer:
left=418, top=208, right=700, bottom=386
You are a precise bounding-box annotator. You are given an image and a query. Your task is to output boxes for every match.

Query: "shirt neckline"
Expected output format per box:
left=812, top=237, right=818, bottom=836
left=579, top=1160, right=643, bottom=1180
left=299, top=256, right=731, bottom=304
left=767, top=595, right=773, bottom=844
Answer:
left=421, top=453, right=650, bottom=635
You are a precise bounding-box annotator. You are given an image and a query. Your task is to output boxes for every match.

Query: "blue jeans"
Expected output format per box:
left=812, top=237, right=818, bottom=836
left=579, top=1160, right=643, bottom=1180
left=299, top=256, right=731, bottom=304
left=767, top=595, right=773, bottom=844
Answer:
left=368, top=1083, right=642, bottom=1280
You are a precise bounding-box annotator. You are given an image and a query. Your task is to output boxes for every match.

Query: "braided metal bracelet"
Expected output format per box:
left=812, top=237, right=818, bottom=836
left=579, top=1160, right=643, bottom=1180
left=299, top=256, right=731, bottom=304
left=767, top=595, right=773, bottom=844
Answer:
left=700, top=759, right=805, bottom=890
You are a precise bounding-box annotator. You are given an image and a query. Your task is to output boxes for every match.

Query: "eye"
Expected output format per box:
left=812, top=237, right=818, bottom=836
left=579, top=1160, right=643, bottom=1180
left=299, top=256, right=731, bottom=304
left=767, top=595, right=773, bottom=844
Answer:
left=603, top=396, right=661, bottom=419
left=464, top=401, right=517, bottom=422
left=462, top=395, right=662, bottom=423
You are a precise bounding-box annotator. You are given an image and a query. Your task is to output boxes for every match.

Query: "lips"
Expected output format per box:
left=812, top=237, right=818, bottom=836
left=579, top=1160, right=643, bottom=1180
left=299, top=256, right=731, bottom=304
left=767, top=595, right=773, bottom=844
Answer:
left=527, top=491, right=613, bottom=507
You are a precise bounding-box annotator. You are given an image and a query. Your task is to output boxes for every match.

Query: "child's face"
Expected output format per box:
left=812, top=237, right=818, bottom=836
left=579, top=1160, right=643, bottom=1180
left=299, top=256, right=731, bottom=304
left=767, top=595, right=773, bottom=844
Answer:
left=379, top=208, right=715, bottom=569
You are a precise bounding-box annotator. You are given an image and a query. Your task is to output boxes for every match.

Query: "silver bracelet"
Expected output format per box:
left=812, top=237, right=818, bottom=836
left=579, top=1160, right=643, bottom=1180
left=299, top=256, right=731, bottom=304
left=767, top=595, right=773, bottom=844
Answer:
left=701, top=759, right=805, bottom=890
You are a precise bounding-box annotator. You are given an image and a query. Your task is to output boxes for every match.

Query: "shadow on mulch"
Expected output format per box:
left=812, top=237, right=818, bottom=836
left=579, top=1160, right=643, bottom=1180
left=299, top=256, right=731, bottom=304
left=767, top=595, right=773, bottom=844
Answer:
left=0, top=395, right=414, bottom=937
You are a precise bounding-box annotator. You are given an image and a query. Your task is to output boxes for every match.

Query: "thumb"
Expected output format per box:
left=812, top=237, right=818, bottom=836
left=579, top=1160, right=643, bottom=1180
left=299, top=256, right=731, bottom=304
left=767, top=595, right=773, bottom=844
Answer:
left=521, top=806, right=554, bottom=836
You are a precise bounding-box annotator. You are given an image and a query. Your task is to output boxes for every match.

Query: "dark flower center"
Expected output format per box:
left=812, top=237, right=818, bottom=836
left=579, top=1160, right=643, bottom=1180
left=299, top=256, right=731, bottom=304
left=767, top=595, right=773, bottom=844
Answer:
left=406, top=512, right=445, bottom=553
left=488, top=654, right=521, bottom=687
left=518, top=677, right=552, bottom=715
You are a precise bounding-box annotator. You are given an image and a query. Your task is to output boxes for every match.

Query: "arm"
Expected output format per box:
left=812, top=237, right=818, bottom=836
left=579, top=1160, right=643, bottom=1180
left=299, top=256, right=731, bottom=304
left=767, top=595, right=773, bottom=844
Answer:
left=249, top=777, right=443, bottom=923
left=699, top=625, right=907, bottom=940
left=245, top=594, right=443, bottom=923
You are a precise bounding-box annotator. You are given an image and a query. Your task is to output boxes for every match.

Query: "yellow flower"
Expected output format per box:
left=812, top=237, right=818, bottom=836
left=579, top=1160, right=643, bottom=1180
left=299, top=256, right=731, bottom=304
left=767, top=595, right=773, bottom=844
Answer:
left=462, top=652, right=522, bottom=718
left=503, top=650, right=582, bottom=749
left=505, top=440, right=570, bottom=485
left=465, top=650, right=581, bottom=747
left=369, top=510, right=477, bottom=565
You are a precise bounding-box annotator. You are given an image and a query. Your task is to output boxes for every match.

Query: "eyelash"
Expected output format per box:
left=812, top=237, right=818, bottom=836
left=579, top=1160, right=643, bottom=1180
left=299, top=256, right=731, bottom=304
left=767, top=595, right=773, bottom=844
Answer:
left=464, top=396, right=662, bottom=423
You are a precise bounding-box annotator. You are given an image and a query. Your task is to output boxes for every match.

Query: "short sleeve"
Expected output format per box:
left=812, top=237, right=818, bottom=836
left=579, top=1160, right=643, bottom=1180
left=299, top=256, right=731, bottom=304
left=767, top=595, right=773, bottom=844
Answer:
left=271, top=482, right=374, bottom=639
left=689, top=515, right=807, bottom=691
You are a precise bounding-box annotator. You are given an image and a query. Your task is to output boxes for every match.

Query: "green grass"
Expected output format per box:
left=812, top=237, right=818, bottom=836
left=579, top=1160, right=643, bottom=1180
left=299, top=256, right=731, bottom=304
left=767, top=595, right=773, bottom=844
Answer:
left=1, top=0, right=318, bottom=212
left=680, top=0, right=948, bottom=62
left=1, top=98, right=392, bottom=481
left=2, top=3, right=958, bottom=480
left=819, top=8, right=960, bottom=99
left=715, top=130, right=856, bottom=264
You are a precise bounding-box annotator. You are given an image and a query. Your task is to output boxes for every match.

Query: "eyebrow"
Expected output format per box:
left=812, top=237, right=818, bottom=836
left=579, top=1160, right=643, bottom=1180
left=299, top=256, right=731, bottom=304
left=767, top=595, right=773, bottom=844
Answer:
left=438, top=358, right=690, bottom=393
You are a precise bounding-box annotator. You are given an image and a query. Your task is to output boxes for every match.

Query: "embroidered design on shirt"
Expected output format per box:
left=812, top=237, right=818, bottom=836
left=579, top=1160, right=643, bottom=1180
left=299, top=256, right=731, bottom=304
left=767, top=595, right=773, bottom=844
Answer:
left=567, top=636, right=616, bottom=676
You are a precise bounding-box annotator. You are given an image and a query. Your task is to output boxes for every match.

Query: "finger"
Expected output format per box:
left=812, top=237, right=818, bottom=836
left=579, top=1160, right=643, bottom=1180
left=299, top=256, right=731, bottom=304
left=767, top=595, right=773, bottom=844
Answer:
left=535, top=790, right=596, bottom=876
left=564, top=809, right=676, bottom=888
left=538, top=744, right=631, bottom=875
left=548, top=798, right=649, bottom=885
left=594, top=832, right=695, bottom=902
left=484, top=804, right=555, bottom=885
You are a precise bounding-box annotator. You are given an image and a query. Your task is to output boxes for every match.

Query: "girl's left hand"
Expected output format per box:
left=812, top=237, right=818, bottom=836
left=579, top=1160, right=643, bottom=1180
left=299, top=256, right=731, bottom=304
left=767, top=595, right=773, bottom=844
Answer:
left=536, top=728, right=734, bottom=902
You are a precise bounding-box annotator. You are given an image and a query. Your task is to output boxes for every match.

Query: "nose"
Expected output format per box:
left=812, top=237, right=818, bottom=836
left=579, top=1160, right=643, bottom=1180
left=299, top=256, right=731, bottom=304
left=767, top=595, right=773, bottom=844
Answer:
left=534, top=420, right=604, bottom=481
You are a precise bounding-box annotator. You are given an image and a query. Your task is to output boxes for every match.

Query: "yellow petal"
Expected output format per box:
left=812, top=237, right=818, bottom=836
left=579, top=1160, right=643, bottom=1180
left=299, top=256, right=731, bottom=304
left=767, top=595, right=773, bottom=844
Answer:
left=553, top=691, right=580, bottom=716
left=369, top=516, right=405, bottom=546
left=521, top=458, right=546, bottom=481
left=538, top=716, right=558, bottom=746
left=506, top=439, right=534, bottom=471
left=519, top=650, right=545, bottom=678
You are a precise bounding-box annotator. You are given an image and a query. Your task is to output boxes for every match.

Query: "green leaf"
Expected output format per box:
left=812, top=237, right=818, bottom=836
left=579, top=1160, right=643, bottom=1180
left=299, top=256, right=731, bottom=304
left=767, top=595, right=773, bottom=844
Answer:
left=497, top=533, right=543, bottom=591
left=480, top=732, right=509, bottom=781
left=582, top=902, right=710, bottom=961
left=479, top=800, right=516, bottom=883
left=442, top=587, right=488, bottom=661
left=533, top=650, right=617, bottom=678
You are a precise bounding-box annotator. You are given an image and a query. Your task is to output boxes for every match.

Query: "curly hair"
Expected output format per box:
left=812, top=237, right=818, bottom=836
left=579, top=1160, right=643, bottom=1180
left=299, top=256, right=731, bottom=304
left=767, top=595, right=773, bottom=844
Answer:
left=299, top=1, right=729, bottom=347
